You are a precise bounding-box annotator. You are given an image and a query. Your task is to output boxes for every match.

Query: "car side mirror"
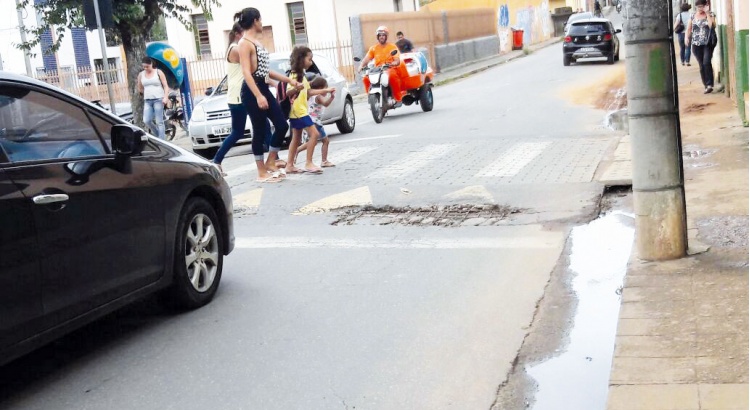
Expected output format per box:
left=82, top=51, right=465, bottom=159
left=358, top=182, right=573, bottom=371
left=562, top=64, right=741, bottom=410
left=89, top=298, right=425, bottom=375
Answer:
left=615, top=29, right=622, bottom=33
left=390, top=49, right=398, bottom=56
left=353, top=57, right=362, bottom=62
left=111, top=124, right=146, bottom=157
left=205, top=87, right=214, bottom=96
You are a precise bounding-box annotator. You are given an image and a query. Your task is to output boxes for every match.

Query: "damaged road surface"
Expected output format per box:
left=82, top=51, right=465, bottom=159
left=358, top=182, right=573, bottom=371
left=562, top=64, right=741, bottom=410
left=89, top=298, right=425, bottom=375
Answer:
left=0, top=36, right=632, bottom=410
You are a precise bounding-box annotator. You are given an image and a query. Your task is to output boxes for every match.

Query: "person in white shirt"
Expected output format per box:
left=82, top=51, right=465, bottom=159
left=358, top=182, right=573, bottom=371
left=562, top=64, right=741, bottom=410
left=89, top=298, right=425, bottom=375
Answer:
left=137, top=56, right=170, bottom=139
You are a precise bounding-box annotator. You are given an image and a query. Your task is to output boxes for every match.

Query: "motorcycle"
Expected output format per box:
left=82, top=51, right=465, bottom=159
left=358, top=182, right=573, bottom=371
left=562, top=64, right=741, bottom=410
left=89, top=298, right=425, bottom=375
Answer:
left=355, top=49, right=434, bottom=123
left=164, top=90, right=187, bottom=141
left=92, top=98, right=178, bottom=141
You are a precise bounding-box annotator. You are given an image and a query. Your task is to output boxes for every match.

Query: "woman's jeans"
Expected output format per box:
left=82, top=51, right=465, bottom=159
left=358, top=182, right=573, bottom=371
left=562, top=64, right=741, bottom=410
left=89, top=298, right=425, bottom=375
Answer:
left=692, top=44, right=714, bottom=88
left=241, top=80, right=289, bottom=161
left=213, top=103, right=247, bottom=164
left=677, top=32, right=691, bottom=63
left=143, top=99, right=166, bottom=139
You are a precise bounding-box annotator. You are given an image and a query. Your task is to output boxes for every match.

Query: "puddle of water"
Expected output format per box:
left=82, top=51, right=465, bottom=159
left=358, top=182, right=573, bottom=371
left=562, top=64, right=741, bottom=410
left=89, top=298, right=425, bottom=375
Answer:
left=604, top=108, right=628, bottom=132
left=527, top=211, right=635, bottom=410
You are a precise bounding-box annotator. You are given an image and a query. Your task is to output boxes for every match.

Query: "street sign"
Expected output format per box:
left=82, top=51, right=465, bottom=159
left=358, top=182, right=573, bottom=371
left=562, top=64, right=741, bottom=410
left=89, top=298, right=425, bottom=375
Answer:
left=83, top=0, right=113, bottom=30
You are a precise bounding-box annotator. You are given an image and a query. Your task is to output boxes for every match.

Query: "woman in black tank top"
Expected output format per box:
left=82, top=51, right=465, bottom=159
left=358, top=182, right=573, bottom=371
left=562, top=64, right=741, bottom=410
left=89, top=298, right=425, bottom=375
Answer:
left=235, top=7, right=303, bottom=183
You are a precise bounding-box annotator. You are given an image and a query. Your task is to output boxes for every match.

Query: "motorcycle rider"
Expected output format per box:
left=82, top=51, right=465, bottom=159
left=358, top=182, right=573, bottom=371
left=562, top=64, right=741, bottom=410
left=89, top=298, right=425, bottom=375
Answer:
left=357, top=26, right=404, bottom=104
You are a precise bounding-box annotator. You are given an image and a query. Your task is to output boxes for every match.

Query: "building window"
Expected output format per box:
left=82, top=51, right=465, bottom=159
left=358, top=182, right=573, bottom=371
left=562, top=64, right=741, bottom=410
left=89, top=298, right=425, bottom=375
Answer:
left=287, top=2, right=308, bottom=45
left=192, top=14, right=212, bottom=57
left=394, top=0, right=403, bottom=11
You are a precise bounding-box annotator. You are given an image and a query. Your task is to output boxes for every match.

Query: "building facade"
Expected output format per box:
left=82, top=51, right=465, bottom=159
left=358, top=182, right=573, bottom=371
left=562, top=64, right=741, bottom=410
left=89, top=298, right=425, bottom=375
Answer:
left=164, top=0, right=420, bottom=59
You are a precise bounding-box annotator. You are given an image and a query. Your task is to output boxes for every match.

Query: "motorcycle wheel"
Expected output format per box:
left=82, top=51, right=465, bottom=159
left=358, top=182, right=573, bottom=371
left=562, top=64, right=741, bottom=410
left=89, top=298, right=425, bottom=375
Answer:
left=166, top=123, right=176, bottom=141
left=419, top=84, right=433, bottom=112
left=369, top=93, right=385, bottom=124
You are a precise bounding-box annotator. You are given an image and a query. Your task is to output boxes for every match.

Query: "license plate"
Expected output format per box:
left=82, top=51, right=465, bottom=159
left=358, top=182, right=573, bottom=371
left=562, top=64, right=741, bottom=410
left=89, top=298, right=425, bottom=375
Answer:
left=212, top=125, right=232, bottom=135
left=578, top=47, right=598, bottom=52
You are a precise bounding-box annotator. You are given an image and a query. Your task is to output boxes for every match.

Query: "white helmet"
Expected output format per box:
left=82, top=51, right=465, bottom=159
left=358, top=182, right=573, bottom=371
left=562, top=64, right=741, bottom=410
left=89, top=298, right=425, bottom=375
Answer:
left=375, top=25, right=389, bottom=38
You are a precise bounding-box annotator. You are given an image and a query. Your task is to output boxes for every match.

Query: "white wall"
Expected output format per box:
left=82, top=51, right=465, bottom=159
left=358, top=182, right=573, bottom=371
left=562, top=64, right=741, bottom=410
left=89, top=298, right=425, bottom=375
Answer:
left=165, top=0, right=415, bottom=59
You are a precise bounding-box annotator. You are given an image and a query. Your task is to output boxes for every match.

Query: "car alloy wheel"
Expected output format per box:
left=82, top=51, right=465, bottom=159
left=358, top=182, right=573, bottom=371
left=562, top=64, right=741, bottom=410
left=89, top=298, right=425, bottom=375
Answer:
left=336, top=98, right=356, bottom=134
left=167, top=197, right=224, bottom=309
left=185, top=212, right=220, bottom=292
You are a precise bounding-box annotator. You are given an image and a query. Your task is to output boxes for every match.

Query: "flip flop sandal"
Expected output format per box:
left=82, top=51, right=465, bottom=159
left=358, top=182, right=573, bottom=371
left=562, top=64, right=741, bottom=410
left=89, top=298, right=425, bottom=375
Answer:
left=271, top=170, right=286, bottom=179
left=285, top=168, right=304, bottom=174
left=256, top=175, right=283, bottom=183
left=304, top=167, right=323, bottom=174
left=321, top=161, right=336, bottom=168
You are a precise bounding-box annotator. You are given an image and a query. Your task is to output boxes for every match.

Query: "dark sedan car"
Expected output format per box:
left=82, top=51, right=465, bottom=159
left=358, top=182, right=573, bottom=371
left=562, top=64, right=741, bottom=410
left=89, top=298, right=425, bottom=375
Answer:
left=0, top=72, right=234, bottom=365
left=563, top=17, right=621, bottom=66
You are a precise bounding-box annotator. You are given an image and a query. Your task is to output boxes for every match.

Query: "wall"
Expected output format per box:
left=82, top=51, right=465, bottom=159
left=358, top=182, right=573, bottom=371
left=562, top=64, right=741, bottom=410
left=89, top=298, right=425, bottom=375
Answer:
left=164, top=0, right=417, bottom=60
left=424, top=0, right=554, bottom=51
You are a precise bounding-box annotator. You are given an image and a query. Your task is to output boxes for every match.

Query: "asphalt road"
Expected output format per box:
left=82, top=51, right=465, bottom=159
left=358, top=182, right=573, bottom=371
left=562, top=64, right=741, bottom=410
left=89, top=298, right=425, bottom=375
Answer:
left=0, top=42, right=625, bottom=409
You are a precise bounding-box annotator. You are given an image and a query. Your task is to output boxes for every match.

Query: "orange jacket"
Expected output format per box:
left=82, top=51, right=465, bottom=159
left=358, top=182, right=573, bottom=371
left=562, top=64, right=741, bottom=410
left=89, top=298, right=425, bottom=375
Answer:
left=366, top=43, right=400, bottom=66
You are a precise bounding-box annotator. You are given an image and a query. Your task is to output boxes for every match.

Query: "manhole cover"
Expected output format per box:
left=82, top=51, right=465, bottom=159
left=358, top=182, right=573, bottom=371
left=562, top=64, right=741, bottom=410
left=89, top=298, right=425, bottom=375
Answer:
left=331, top=204, right=525, bottom=227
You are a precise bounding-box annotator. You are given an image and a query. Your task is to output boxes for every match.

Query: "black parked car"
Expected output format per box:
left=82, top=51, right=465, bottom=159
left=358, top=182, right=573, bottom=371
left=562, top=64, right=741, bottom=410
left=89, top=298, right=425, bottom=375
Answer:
left=0, top=72, right=234, bottom=365
left=563, top=18, right=621, bottom=66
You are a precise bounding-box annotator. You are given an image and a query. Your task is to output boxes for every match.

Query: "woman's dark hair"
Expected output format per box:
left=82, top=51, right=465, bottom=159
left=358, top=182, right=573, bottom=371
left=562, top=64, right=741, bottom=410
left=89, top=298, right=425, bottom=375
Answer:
left=141, top=56, right=154, bottom=66
left=310, top=76, right=327, bottom=89
left=680, top=3, right=691, bottom=11
left=289, top=46, right=312, bottom=82
left=235, top=8, right=261, bottom=30
left=227, top=22, right=243, bottom=45
left=694, top=0, right=706, bottom=6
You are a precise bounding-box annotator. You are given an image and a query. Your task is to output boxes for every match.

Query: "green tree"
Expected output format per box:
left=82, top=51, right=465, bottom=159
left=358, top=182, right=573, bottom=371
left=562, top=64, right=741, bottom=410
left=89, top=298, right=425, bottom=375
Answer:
left=16, top=0, right=218, bottom=126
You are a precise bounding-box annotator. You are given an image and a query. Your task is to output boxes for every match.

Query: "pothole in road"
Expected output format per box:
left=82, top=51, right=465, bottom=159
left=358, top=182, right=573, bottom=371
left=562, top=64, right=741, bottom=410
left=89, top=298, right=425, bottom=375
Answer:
left=331, top=204, right=526, bottom=227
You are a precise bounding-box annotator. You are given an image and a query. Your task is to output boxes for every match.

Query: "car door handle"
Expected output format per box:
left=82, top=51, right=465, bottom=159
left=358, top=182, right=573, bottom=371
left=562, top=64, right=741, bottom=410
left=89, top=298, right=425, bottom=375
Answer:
left=33, top=194, right=70, bottom=205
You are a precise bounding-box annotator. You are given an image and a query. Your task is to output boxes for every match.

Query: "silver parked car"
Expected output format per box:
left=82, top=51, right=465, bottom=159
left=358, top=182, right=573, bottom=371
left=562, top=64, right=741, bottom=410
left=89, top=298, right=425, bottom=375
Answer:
left=189, top=52, right=356, bottom=158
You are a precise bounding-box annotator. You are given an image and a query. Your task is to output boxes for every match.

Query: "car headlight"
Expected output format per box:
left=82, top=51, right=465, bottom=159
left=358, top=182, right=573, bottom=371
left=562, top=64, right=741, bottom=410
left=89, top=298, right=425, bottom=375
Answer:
left=191, top=105, right=207, bottom=122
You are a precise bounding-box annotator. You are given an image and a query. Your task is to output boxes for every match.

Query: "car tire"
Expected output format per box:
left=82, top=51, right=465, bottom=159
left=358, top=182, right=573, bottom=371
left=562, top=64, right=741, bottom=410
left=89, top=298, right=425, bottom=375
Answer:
left=165, top=197, right=224, bottom=310
left=615, top=47, right=620, bottom=61
left=563, top=55, right=571, bottom=66
left=336, top=98, right=356, bottom=134
left=419, top=83, right=433, bottom=112
left=607, top=52, right=615, bottom=65
left=193, top=147, right=218, bottom=160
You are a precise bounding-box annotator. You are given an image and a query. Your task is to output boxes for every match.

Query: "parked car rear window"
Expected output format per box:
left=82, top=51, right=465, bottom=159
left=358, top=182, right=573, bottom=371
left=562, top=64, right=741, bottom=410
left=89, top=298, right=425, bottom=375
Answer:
left=569, top=22, right=609, bottom=35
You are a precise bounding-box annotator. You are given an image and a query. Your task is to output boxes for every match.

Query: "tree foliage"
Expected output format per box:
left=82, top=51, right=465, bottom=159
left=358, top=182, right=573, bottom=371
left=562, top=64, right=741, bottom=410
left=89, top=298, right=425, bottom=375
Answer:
left=16, top=0, right=219, bottom=124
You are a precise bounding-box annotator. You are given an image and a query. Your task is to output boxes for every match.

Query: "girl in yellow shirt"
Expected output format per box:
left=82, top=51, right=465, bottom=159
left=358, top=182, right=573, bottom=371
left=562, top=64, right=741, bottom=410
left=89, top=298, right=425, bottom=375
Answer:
left=285, top=46, right=334, bottom=174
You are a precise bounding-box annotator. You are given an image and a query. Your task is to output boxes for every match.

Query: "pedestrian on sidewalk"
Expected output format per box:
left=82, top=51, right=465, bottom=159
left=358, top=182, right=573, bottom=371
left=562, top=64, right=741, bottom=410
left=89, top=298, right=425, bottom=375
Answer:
left=236, top=7, right=302, bottom=183
left=686, top=0, right=717, bottom=93
left=284, top=46, right=335, bottom=175
left=674, top=3, right=692, bottom=66
left=137, top=57, right=170, bottom=140
left=396, top=31, right=414, bottom=53
left=294, top=75, right=336, bottom=168
left=211, top=23, right=245, bottom=175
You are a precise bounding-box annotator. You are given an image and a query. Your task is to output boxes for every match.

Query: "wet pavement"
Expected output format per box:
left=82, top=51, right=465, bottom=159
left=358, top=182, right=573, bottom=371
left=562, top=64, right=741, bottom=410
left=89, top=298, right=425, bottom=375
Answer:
left=528, top=211, right=635, bottom=410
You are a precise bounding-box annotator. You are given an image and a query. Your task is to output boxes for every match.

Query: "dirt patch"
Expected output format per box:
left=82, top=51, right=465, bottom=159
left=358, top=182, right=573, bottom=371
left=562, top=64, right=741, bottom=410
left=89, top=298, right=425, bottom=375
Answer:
left=559, top=65, right=627, bottom=110
left=331, top=204, right=525, bottom=227
left=683, top=102, right=716, bottom=113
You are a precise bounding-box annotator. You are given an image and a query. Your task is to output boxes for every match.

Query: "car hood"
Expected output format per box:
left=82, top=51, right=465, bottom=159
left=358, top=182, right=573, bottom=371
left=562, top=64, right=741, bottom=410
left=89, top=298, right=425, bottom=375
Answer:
left=196, top=93, right=230, bottom=115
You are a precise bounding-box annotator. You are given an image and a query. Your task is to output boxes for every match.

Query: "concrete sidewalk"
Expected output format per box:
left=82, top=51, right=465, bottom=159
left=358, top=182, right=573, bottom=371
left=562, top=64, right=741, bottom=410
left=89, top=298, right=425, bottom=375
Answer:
left=606, top=57, right=749, bottom=408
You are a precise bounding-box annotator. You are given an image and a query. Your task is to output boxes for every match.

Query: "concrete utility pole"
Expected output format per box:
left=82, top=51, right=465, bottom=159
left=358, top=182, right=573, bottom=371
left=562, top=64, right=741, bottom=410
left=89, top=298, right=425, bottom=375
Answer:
left=93, top=0, right=117, bottom=115
left=15, top=0, right=33, bottom=76
left=624, top=0, right=688, bottom=260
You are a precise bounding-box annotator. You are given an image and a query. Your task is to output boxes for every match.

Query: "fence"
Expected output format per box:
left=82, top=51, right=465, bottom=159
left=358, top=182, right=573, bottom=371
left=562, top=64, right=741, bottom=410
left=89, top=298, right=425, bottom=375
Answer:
left=184, top=39, right=356, bottom=98
left=31, top=39, right=355, bottom=109
left=34, top=64, right=130, bottom=107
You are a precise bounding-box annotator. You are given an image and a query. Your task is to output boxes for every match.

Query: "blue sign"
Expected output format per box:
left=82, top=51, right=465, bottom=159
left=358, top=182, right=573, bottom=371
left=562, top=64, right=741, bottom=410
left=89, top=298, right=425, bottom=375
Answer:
left=179, top=57, right=193, bottom=122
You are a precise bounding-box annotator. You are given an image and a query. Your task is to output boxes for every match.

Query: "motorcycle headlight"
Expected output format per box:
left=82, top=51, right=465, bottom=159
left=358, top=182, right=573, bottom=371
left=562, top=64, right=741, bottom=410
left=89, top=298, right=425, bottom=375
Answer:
left=368, top=73, right=380, bottom=84
left=191, top=105, right=206, bottom=122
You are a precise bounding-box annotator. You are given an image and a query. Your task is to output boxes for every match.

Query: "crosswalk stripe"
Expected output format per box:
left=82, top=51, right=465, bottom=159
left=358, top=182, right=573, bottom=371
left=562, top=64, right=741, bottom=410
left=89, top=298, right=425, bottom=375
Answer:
left=233, top=188, right=263, bottom=213
left=328, top=146, right=378, bottom=165
left=234, top=236, right=560, bottom=249
left=294, top=186, right=372, bottom=215
left=444, top=185, right=495, bottom=203
left=367, top=143, right=458, bottom=179
left=475, top=141, right=552, bottom=178
left=333, top=134, right=400, bottom=144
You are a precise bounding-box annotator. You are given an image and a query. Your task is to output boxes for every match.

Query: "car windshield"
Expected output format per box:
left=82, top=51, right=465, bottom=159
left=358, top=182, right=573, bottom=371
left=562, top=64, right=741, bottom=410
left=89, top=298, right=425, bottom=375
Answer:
left=569, top=22, right=608, bottom=35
